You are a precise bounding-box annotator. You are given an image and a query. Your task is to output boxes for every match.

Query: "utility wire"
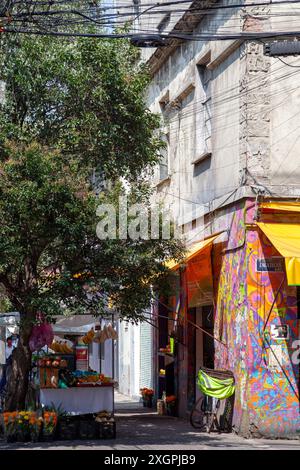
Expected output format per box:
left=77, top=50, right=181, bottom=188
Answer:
left=3, top=27, right=300, bottom=40
left=277, top=56, right=300, bottom=67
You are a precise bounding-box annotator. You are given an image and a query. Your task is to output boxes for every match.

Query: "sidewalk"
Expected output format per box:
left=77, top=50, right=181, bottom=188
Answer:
left=114, top=390, right=162, bottom=417
left=0, top=392, right=299, bottom=449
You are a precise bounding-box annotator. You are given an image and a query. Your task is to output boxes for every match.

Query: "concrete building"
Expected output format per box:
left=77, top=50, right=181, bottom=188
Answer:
left=127, top=0, right=300, bottom=437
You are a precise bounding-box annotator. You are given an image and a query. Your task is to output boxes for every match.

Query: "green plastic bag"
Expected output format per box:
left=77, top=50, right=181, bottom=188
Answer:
left=197, top=369, right=235, bottom=399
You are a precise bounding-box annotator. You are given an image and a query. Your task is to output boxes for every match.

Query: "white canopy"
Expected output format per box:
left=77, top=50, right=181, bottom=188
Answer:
left=53, top=315, right=99, bottom=334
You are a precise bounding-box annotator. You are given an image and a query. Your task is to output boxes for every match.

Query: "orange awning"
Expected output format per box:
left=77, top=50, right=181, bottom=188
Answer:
left=165, top=235, right=219, bottom=271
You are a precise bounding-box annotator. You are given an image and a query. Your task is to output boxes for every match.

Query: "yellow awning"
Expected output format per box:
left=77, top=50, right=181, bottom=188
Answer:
left=260, top=202, right=300, bottom=213
left=165, top=235, right=218, bottom=271
left=257, top=222, right=300, bottom=285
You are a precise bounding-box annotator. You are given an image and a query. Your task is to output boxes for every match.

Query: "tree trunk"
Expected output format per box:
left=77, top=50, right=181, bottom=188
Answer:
left=4, top=320, right=32, bottom=411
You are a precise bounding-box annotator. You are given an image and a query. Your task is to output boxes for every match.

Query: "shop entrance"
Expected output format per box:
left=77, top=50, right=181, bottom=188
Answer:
left=188, top=305, right=214, bottom=409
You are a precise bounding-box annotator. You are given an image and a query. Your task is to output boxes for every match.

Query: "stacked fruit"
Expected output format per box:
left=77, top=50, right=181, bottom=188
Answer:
left=159, top=344, right=172, bottom=353
left=76, top=372, right=100, bottom=384
left=38, top=356, right=67, bottom=368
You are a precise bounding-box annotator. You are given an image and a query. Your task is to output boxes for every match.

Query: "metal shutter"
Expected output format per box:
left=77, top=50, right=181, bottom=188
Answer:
left=139, top=321, right=153, bottom=389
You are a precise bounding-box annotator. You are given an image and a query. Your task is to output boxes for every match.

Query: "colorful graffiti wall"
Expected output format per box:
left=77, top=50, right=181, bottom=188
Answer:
left=214, top=199, right=300, bottom=437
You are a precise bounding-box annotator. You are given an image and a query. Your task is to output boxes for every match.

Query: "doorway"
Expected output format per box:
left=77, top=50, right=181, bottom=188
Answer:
left=193, top=305, right=215, bottom=404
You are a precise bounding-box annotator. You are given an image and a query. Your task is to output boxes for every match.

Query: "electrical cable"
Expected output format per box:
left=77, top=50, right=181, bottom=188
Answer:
left=277, top=56, right=300, bottom=67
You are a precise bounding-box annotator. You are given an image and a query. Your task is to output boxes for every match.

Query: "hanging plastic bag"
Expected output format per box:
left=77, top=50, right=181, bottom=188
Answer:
left=29, top=322, right=54, bottom=352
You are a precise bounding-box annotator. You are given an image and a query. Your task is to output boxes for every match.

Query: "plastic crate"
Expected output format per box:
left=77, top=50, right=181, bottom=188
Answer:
left=78, top=419, right=97, bottom=439
left=57, top=416, right=79, bottom=440
left=96, top=420, right=116, bottom=439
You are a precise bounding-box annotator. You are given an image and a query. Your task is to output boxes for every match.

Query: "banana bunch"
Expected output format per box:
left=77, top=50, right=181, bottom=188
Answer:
left=81, top=328, right=95, bottom=345
left=51, top=340, right=74, bottom=354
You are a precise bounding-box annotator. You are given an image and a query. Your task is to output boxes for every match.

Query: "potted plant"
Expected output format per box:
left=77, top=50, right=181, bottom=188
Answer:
left=1, top=412, right=18, bottom=442
left=29, top=414, right=43, bottom=442
left=140, top=388, right=154, bottom=408
left=165, top=395, right=176, bottom=416
left=42, top=411, right=57, bottom=441
left=15, top=411, right=32, bottom=442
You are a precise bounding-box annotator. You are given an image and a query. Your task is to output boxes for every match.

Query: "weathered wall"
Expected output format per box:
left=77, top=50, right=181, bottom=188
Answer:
left=214, top=199, right=300, bottom=437
left=146, top=3, right=242, bottom=225
left=269, top=54, right=300, bottom=188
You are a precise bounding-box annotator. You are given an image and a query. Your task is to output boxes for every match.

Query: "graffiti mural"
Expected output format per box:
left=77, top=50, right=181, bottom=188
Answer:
left=214, top=199, right=300, bottom=437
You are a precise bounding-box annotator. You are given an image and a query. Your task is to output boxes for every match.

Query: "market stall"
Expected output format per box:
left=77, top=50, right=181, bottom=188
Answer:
left=40, top=386, right=113, bottom=414
left=35, top=317, right=117, bottom=399
left=31, top=315, right=118, bottom=440
left=1, top=313, right=118, bottom=442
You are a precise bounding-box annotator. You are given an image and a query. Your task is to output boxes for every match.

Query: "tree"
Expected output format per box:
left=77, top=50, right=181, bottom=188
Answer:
left=0, top=35, right=182, bottom=410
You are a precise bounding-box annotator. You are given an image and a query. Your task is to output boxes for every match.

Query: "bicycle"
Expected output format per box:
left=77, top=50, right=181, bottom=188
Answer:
left=190, top=367, right=235, bottom=433
left=190, top=394, right=221, bottom=433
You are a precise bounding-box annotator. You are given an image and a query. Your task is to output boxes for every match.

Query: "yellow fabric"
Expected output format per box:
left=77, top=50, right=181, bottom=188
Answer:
left=260, top=202, right=300, bottom=213
left=165, top=235, right=218, bottom=271
left=257, top=222, right=300, bottom=285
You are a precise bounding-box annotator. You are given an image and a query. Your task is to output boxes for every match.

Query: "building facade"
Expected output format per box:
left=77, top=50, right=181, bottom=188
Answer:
left=117, top=320, right=153, bottom=399
left=132, top=0, right=300, bottom=437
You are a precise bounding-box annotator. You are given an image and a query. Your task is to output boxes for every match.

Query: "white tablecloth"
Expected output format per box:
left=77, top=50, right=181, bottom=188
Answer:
left=40, top=387, right=114, bottom=414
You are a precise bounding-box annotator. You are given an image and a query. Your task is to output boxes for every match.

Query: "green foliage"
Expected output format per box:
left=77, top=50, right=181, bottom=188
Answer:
left=0, top=35, right=161, bottom=180
left=0, top=35, right=183, bottom=324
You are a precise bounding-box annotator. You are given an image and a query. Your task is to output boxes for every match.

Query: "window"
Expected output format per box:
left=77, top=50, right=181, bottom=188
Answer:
left=159, top=130, right=169, bottom=181
left=198, top=64, right=212, bottom=154
left=158, top=12, right=171, bottom=33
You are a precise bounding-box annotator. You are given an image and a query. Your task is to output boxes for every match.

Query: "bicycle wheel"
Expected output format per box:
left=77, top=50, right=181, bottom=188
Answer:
left=190, top=397, right=210, bottom=431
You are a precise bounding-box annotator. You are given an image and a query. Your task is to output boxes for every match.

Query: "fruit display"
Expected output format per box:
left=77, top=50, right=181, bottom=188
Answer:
left=95, top=410, right=115, bottom=423
left=159, top=347, right=171, bottom=353
left=159, top=343, right=172, bottom=354
left=38, top=356, right=67, bottom=368
left=50, top=340, right=74, bottom=354
left=72, top=370, right=114, bottom=386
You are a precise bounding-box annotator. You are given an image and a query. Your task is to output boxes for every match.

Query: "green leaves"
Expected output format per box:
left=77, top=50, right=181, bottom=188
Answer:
left=0, top=35, right=161, bottom=180
left=0, top=34, right=183, bottom=322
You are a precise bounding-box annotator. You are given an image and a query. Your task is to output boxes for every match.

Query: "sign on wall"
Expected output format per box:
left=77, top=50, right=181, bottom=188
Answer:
left=256, top=258, right=284, bottom=273
left=270, top=324, right=289, bottom=340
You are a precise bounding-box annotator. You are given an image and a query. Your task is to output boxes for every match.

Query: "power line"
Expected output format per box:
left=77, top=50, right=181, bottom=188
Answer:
left=3, top=26, right=300, bottom=40
left=1, top=0, right=300, bottom=39
left=277, top=56, right=300, bottom=67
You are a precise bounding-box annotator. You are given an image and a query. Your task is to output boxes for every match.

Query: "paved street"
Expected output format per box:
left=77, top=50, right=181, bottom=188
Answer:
left=0, top=392, right=299, bottom=450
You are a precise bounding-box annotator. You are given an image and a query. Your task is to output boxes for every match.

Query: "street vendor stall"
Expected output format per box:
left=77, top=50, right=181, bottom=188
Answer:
left=31, top=314, right=118, bottom=440
left=35, top=315, right=117, bottom=412
left=40, top=385, right=114, bottom=414
left=1, top=314, right=118, bottom=442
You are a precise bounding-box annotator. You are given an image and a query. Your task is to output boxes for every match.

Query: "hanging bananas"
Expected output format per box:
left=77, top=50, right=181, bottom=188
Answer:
left=50, top=340, right=74, bottom=354
left=80, top=328, right=95, bottom=345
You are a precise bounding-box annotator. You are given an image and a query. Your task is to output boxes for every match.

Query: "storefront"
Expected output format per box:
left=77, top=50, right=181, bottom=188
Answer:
left=155, top=235, right=223, bottom=418
left=156, top=199, right=300, bottom=437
